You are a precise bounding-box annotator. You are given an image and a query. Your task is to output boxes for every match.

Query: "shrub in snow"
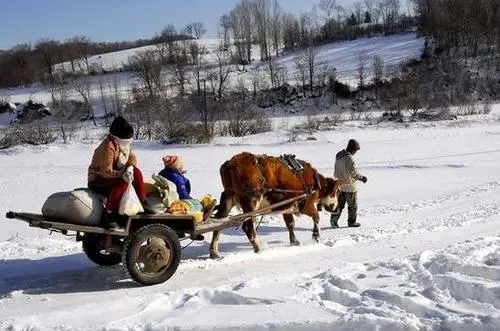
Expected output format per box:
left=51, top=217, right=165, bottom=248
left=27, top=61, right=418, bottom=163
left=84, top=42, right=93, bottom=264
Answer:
left=411, top=107, right=457, bottom=122
left=161, top=123, right=214, bottom=144
left=11, top=100, right=52, bottom=124
left=0, top=102, right=15, bottom=114
left=219, top=105, right=272, bottom=137
left=0, top=121, right=58, bottom=148
left=0, top=128, right=15, bottom=149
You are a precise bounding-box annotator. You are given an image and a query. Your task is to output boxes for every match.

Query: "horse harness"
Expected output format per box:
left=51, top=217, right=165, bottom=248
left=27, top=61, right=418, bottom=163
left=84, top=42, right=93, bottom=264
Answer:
left=254, top=154, right=322, bottom=199
left=236, top=154, right=322, bottom=231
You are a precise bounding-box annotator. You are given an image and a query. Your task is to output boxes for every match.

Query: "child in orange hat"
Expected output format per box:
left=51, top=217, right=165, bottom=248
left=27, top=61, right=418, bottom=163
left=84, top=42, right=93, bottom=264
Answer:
left=158, top=155, right=192, bottom=199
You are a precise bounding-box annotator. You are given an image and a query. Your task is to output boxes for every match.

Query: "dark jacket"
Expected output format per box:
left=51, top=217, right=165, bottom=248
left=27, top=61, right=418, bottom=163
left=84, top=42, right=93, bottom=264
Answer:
left=158, top=167, right=192, bottom=199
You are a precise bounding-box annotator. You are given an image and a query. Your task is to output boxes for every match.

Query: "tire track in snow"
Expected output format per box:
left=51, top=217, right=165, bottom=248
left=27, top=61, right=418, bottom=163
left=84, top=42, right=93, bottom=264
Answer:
left=360, top=181, right=500, bottom=217
left=324, top=201, right=500, bottom=247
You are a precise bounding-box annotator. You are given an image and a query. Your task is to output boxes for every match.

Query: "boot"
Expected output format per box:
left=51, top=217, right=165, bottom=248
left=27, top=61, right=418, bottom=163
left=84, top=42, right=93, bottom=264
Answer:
left=348, top=222, right=361, bottom=227
left=330, top=214, right=339, bottom=229
left=140, top=199, right=158, bottom=215
left=102, top=212, right=119, bottom=230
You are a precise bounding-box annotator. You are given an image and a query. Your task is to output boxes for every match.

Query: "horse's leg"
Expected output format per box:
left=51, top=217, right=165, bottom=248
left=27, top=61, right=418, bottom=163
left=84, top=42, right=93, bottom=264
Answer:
left=238, top=196, right=262, bottom=253
left=283, top=213, right=300, bottom=246
left=214, top=191, right=231, bottom=218
left=241, top=218, right=260, bottom=253
left=210, top=190, right=235, bottom=259
left=312, top=215, right=320, bottom=243
left=209, top=230, right=221, bottom=259
left=303, top=203, right=321, bottom=242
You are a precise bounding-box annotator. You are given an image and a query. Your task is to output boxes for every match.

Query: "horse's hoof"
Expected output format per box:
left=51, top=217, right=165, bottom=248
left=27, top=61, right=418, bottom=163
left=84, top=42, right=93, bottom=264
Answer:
left=290, top=240, right=301, bottom=246
left=209, top=251, right=220, bottom=260
left=312, top=235, right=320, bottom=243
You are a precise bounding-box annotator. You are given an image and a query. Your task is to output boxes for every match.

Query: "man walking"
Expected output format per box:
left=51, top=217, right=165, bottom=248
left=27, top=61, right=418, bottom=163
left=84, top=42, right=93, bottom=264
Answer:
left=330, top=139, right=367, bottom=228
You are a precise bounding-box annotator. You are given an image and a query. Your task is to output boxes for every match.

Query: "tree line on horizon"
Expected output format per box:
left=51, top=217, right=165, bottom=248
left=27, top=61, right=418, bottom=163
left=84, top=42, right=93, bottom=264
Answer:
left=0, top=0, right=415, bottom=89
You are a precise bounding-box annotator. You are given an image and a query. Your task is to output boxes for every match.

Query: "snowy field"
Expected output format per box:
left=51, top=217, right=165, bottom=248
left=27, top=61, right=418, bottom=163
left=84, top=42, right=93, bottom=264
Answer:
left=1, top=105, right=500, bottom=330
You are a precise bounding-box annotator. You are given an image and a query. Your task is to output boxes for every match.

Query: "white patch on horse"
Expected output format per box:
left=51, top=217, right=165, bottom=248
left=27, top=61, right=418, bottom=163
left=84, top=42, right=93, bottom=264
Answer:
left=321, top=195, right=338, bottom=211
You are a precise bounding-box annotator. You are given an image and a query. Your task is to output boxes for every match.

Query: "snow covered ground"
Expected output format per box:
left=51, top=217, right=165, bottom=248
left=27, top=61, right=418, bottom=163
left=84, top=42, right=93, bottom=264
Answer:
left=1, top=105, right=500, bottom=330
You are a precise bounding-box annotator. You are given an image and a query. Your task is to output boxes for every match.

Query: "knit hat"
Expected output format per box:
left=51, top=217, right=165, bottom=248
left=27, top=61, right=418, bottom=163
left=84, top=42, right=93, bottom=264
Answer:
left=162, top=155, right=185, bottom=173
left=109, top=116, right=134, bottom=139
left=347, top=139, right=360, bottom=152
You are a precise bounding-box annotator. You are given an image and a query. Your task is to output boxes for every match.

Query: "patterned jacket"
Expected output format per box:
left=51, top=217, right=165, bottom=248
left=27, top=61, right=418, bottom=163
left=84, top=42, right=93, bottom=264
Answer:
left=87, top=136, right=137, bottom=183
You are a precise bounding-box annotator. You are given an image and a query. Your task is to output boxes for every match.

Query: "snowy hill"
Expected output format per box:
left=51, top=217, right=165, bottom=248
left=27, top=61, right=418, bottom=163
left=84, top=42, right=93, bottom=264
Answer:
left=1, top=34, right=424, bottom=108
left=1, top=104, right=500, bottom=330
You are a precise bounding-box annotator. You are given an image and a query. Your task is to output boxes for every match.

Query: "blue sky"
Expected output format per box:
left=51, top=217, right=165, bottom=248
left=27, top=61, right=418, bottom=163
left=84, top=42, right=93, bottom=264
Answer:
left=0, top=0, right=354, bottom=50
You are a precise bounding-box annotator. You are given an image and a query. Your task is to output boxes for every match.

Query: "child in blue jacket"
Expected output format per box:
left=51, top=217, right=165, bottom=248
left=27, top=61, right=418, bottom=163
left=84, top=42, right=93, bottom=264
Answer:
left=159, top=155, right=192, bottom=199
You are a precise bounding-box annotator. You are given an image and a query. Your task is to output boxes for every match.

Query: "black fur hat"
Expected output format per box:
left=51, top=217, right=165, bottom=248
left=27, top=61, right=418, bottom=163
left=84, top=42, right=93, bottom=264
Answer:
left=347, top=139, right=360, bottom=152
left=109, top=116, right=134, bottom=139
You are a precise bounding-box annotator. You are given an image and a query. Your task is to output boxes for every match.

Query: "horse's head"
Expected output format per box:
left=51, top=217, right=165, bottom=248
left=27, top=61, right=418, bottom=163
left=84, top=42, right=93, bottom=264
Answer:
left=318, top=177, right=342, bottom=213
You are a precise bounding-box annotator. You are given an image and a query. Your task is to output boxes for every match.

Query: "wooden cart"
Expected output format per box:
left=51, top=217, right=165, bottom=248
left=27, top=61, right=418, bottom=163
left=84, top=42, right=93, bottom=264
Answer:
left=5, top=194, right=307, bottom=286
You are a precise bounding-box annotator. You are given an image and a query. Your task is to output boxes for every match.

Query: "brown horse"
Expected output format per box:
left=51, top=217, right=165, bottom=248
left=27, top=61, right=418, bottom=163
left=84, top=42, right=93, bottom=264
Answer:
left=209, top=152, right=341, bottom=259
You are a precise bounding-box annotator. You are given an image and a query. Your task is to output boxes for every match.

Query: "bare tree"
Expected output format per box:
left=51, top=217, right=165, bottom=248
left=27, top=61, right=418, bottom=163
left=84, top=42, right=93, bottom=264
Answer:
left=372, top=55, right=384, bottom=83
left=50, top=77, right=76, bottom=143
left=5, top=43, right=37, bottom=86
left=213, top=47, right=232, bottom=99
left=364, top=0, right=375, bottom=22
left=63, top=37, right=80, bottom=73
left=98, top=79, right=109, bottom=123
left=73, top=36, right=91, bottom=71
left=190, top=42, right=206, bottom=95
left=357, top=50, right=369, bottom=97
left=294, top=54, right=308, bottom=91
left=183, top=24, right=193, bottom=37
left=220, top=14, right=232, bottom=48
left=377, top=0, right=400, bottom=33
left=230, top=0, right=254, bottom=64
left=107, top=72, right=125, bottom=116
left=35, top=39, right=61, bottom=83
left=266, top=57, right=280, bottom=89
left=160, top=24, right=177, bottom=40
left=282, top=12, right=300, bottom=51
left=353, top=1, right=364, bottom=24
left=372, top=55, right=384, bottom=99
left=171, top=42, right=189, bottom=96
left=72, top=76, right=96, bottom=126
left=270, top=0, right=283, bottom=57
left=319, top=0, right=337, bottom=39
left=254, top=0, right=271, bottom=61
left=326, top=67, right=338, bottom=104
left=155, top=42, right=170, bottom=65
left=295, top=41, right=322, bottom=91
left=192, top=22, right=207, bottom=39
left=299, top=13, right=314, bottom=47
left=127, top=49, right=163, bottom=99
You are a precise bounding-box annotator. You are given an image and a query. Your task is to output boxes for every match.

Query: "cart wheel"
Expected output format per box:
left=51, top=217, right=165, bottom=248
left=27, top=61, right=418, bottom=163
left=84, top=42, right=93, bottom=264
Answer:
left=122, top=224, right=181, bottom=286
left=82, top=234, right=122, bottom=266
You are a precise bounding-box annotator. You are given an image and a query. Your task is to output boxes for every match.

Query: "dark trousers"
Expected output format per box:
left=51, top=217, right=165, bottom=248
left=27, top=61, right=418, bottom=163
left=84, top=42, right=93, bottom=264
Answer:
left=330, top=191, right=358, bottom=226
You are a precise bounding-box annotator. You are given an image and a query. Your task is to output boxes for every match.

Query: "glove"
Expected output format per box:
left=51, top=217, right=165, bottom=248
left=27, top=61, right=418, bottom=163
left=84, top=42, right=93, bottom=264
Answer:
left=122, top=165, right=134, bottom=183
left=360, top=175, right=368, bottom=183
